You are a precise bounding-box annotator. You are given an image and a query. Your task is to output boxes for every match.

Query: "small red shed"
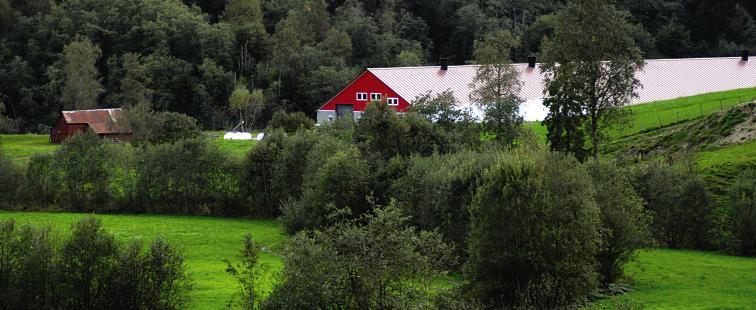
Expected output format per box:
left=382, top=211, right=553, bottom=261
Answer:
left=50, top=108, right=132, bottom=143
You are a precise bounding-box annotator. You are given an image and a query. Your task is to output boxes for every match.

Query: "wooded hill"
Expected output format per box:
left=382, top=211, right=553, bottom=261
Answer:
left=0, top=0, right=754, bottom=132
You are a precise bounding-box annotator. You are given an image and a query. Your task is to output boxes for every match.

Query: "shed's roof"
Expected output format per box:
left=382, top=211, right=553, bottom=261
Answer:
left=367, top=57, right=756, bottom=120
left=61, top=108, right=129, bottom=134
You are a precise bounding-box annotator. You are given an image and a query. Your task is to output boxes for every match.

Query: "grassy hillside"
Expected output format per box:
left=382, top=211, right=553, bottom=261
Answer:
left=527, top=87, right=756, bottom=140
left=0, top=211, right=287, bottom=310
left=604, top=102, right=755, bottom=194
left=588, top=249, right=756, bottom=309
left=615, top=88, right=756, bottom=137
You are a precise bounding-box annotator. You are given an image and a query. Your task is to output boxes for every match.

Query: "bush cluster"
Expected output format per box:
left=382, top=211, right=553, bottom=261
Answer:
left=9, top=131, right=239, bottom=215
left=0, top=217, right=191, bottom=310
left=631, top=164, right=717, bottom=250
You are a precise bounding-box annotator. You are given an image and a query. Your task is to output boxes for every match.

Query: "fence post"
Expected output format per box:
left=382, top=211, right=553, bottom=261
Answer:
left=677, top=111, right=680, bottom=123
left=720, top=99, right=723, bottom=110
left=658, top=115, right=662, bottom=128
left=699, top=103, right=703, bottom=117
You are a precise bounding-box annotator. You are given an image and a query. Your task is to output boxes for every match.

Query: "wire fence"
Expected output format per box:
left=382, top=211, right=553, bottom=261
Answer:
left=616, top=94, right=756, bottom=137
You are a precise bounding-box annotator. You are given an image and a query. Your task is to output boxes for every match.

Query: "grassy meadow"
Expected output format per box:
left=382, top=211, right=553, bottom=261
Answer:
left=0, top=132, right=258, bottom=164
left=0, top=211, right=286, bottom=310
left=589, top=249, right=756, bottom=309
left=527, top=87, right=756, bottom=139
left=3, top=211, right=756, bottom=309
left=0, top=134, right=58, bottom=165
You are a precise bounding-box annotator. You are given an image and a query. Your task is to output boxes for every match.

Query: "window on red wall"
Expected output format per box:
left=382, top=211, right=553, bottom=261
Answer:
left=356, top=92, right=368, bottom=101
left=387, top=97, right=399, bottom=106
left=371, top=93, right=382, bottom=101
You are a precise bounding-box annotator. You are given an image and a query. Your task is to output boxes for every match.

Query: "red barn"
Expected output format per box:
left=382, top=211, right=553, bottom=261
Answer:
left=317, top=55, right=755, bottom=124
left=317, top=69, right=411, bottom=124
left=50, top=108, right=132, bottom=143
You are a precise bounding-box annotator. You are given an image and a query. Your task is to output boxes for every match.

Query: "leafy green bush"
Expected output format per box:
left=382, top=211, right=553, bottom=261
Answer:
left=0, top=146, right=21, bottom=208
left=0, top=217, right=191, bottom=309
left=632, top=164, right=717, bottom=249
left=280, top=136, right=371, bottom=233
left=467, top=146, right=601, bottom=308
left=123, top=108, right=203, bottom=145
left=240, top=130, right=287, bottom=217
left=728, top=170, right=756, bottom=256
left=267, top=110, right=315, bottom=134
left=587, top=161, right=652, bottom=284
left=392, top=150, right=498, bottom=259
left=136, top=138, right=238, bottom=214
left=56, top=131, right=115, bottom=210
left=265, top=204, right=453, bottom=309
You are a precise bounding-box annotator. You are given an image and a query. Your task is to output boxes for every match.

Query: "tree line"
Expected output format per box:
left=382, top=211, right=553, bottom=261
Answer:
left=0, top=0, right=754, bottom=133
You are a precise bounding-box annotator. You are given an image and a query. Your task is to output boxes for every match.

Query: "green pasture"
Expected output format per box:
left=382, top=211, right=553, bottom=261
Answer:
left=0, top=134, right=58, bottom=165
left=0, top=132, right=258, bottom=165
left=0, top=211, right=287, bottom=310
left=527, top=87, right=756, bottom=140
left=589, top=249, right=756, bottom=309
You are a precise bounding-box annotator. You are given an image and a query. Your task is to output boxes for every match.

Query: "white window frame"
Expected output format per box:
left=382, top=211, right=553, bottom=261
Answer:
left=370, top=93, right=382, bottom=101
left=387, top=97, right=399, bottom=106
left=356, top=92, right=368, bottom=101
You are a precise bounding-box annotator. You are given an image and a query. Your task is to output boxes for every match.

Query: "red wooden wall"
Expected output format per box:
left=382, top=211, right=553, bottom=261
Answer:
left=319, top=71, right=410, bottom=112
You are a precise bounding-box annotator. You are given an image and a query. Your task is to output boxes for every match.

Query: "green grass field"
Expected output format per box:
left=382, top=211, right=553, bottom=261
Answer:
left=0, top=133, right=258, bottom=165
left=589, top=249, right=756, bottom=309
left=0, top=211, right=287, bottom=310
left=526, top=87, right=756, bottom=140
left=0, top=134, right=58, bottom=165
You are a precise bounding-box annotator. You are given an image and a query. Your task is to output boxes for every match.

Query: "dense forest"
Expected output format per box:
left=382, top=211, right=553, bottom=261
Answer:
left=0, top=0, right=755, bottom=132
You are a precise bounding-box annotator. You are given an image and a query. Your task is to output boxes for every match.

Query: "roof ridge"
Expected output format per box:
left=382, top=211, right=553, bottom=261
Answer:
left=62, top=108, right=123, bottom=113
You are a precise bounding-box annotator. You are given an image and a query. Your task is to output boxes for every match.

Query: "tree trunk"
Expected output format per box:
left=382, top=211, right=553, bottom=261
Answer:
left=591, top=107, right=599, bottom=160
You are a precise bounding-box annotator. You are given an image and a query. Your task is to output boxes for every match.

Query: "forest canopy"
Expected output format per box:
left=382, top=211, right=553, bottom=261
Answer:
left=0, top=0, right=754, bottom=132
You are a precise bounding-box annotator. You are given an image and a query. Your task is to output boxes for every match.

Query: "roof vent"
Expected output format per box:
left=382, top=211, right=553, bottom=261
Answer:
left=440, top=58, right=449, bottom=71
left=741, top=49, right=749, bottom=61
left=528, top=56, right=537, bottom=68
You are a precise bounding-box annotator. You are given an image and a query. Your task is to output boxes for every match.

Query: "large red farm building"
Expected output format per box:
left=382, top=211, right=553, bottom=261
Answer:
left=317, top=54, right=755, bottom=125
left=50, top=108, right=132, bottom=143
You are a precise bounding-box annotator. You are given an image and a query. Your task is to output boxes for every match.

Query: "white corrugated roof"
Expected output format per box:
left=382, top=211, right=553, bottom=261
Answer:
left=367, top=57, right=756, bottom=121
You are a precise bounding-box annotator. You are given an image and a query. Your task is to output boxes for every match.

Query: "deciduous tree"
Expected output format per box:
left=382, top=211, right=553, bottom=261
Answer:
left=541, top=0, right=642, bottom=160
left=61, top=37, right=104, bottom=110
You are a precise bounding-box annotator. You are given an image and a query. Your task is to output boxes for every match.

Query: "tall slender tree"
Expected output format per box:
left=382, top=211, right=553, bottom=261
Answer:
left=61, top=37, right=104, bottom=110
left=541, top=0, right=642, bottom=160
left=470, top=29, right=523, bottom=146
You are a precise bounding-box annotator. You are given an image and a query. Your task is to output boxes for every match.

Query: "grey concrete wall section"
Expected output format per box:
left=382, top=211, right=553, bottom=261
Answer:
left=317, top=110, right=363, bottom=124
left=317, top=110, right=336, bottom=125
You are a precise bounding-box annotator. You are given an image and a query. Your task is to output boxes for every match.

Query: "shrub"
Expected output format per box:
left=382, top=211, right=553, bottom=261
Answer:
left=59, top=217, right=119, bottom=309
left=241, top=130, right=320, bottom=217
left=158, top=111, right=203, bottom=143
left=587, top=161, right=652, bottom=284
left=224, top=234, right=266, bottom=309
left=265, top=204, right=454, bottom=309
left=353, top=102, right=410, bottom=160
left=123, top=108, right=203, bottom=145
left=136, top=138, right=238, bottom=214
left=728, top=170, right=755, bottom=256
left=0, top=146, right=21, bottom=208
left=280, top=136, right=371, bottom=233
left=391, top=150, right=498, bottom=259
left=466, top=146, right=600, bottom=308
left=0, top=217, right=191, bottom=309
left=20, top=153, right=57, bottom=209
left=49, top=131, right=126, bottom=211
left=267, top=110, right=315, bottom=133
left=240, top=130, right=287, bottom=217
left=632, top=164, right=716, bottom=249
